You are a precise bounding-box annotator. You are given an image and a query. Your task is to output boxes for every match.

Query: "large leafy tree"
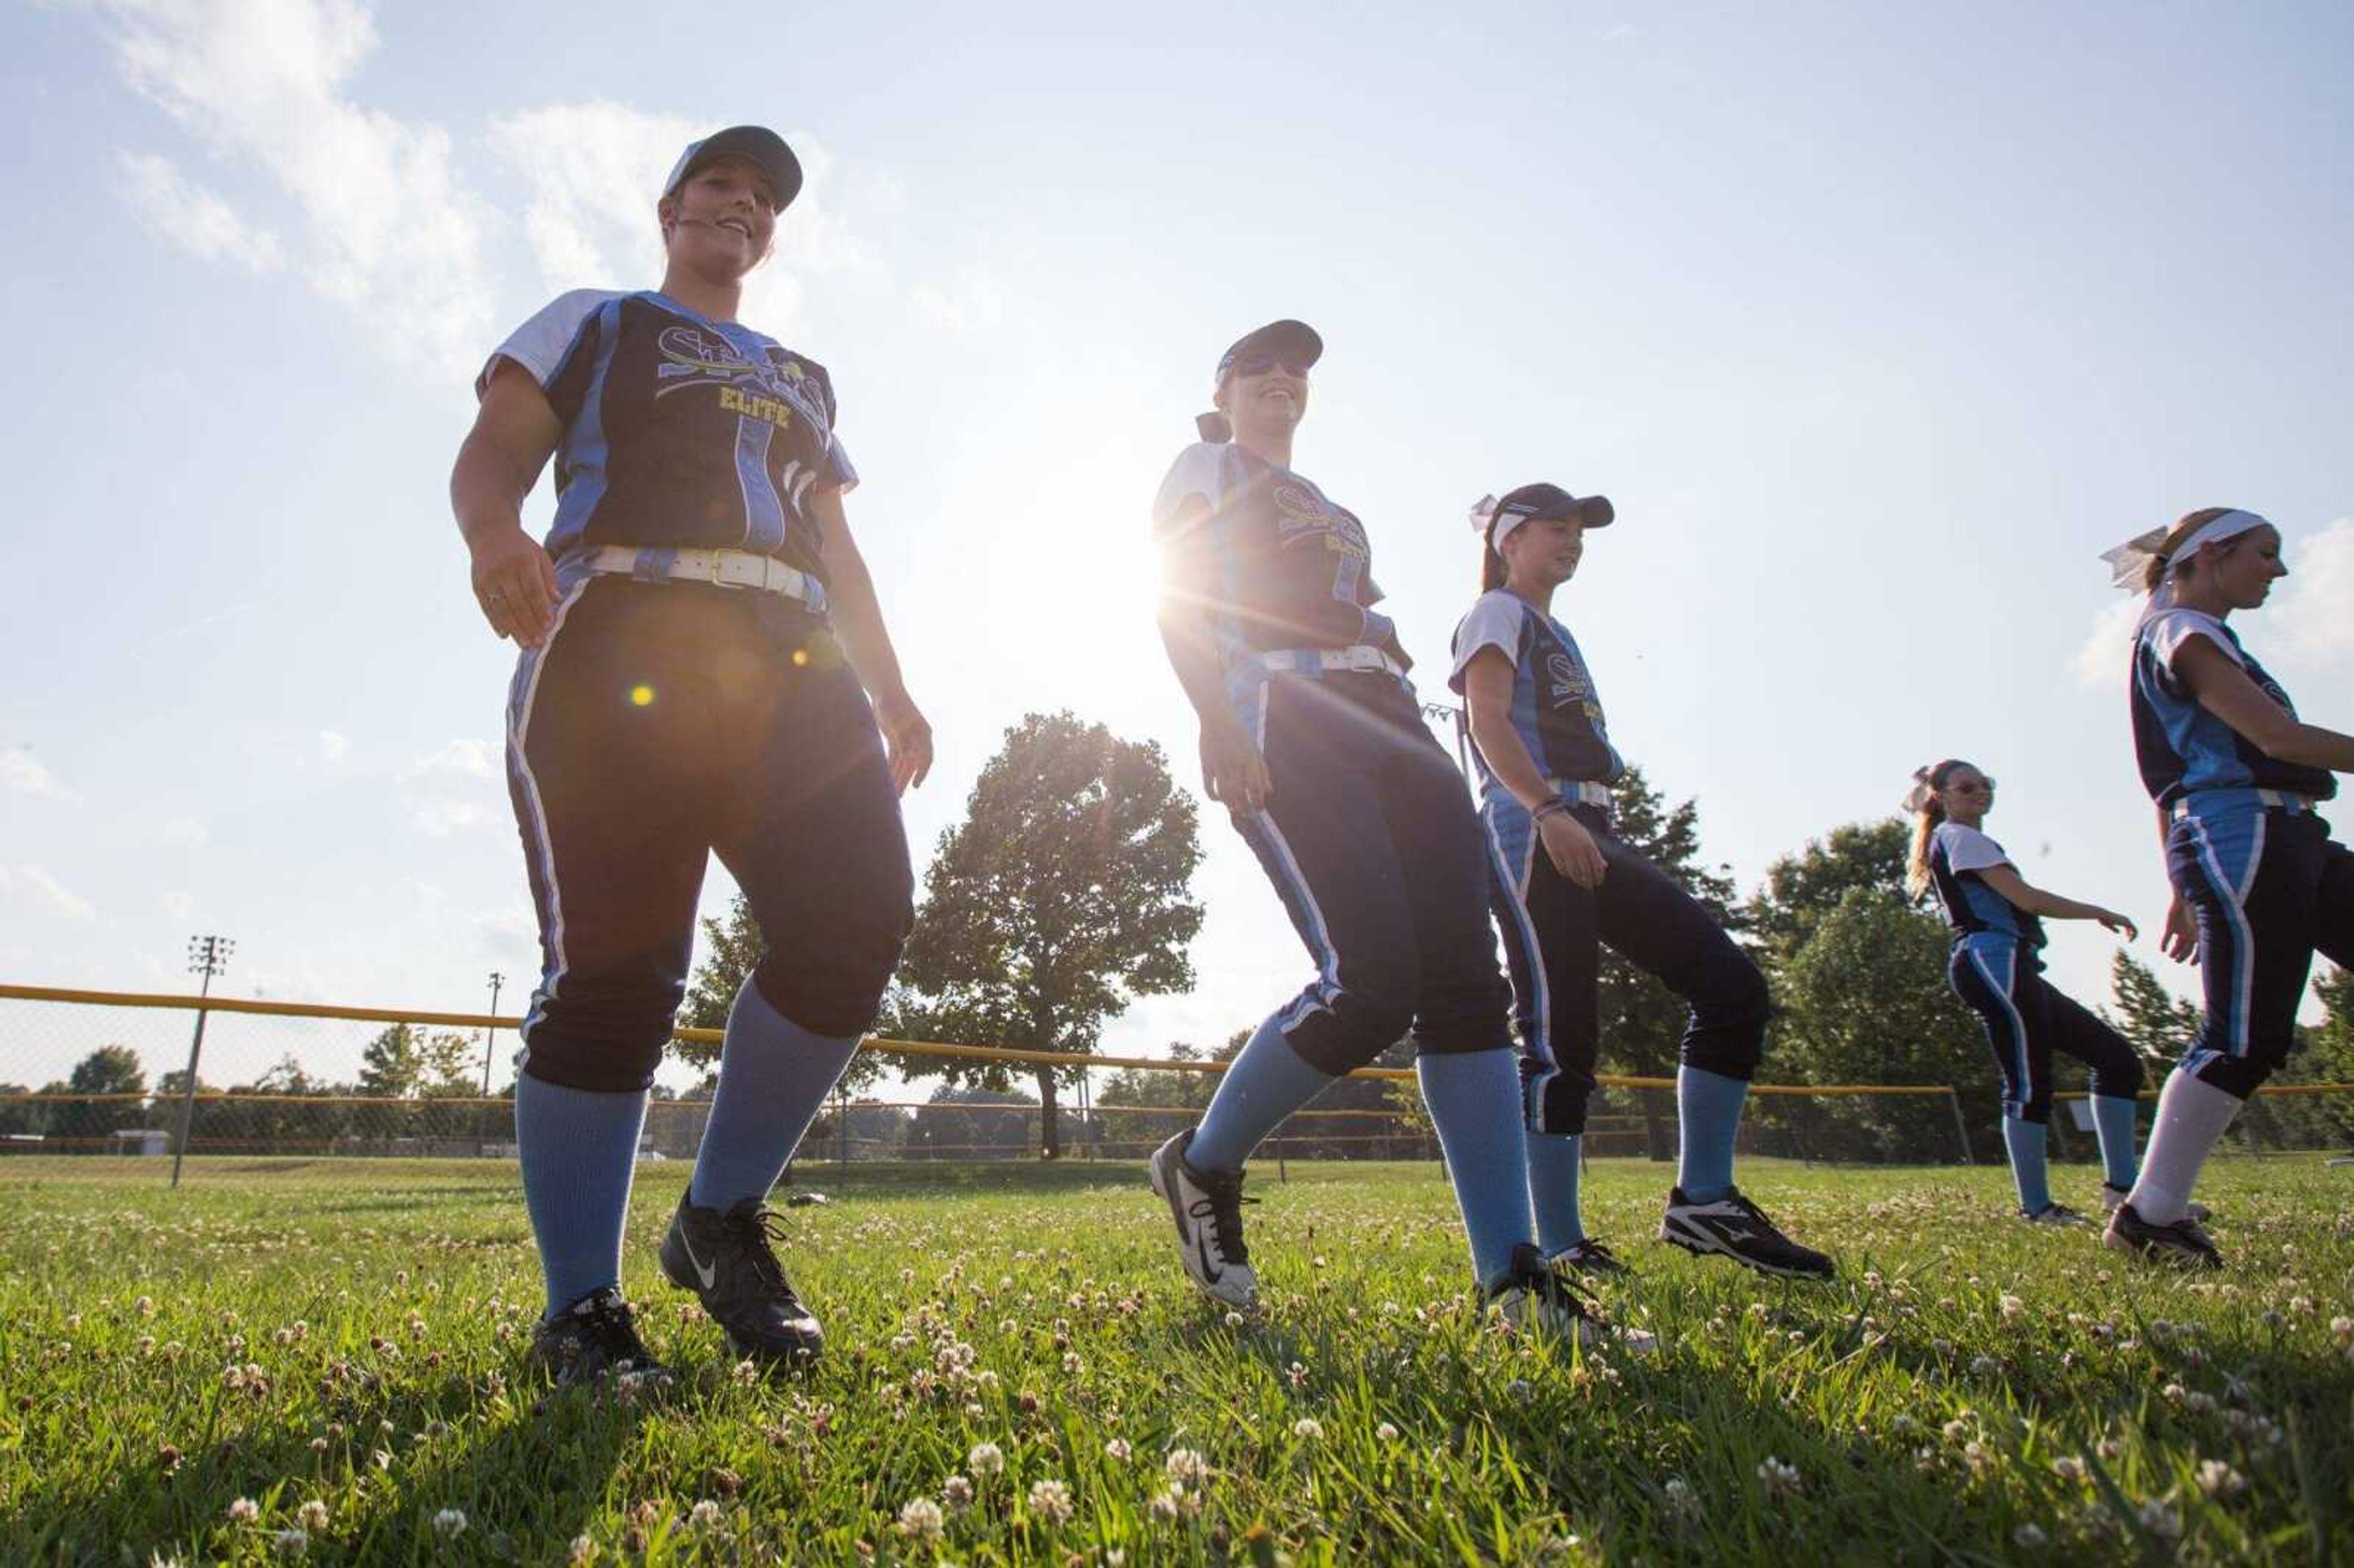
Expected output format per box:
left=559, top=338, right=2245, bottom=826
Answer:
left=48, top=1045, right=148, bottom=1144
left=893, top=712, right=1204, bottom=1158
left=2106, top=950, right=2201, bottom=1064
left=1745, top=817, right=1913, bottom=968
left=680, top=894, right=885, bottom=1094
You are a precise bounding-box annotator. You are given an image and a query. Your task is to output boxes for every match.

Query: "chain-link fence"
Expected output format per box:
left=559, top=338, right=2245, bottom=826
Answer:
left=4, top=984, right=2348, bottom=1177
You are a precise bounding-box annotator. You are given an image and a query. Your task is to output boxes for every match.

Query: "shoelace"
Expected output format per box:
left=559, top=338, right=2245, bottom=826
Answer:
left=1186, top=1174, right=1257, bottom=1266
left=572, top=1292, right=649, bottom=1363
left=720, top=1207, right=803, bottom=1305
left=1573, top=1239, right=1622, bottom=1266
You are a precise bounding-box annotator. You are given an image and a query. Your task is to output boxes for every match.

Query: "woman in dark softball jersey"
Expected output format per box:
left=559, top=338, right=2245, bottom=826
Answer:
left=449, top=126, right=931, bottom=1382
left=1904, top=759, right=2147, bottom=1226
left=1452, top=484, right=1830, bottom=1281
left=1145, top=322, right=1636, bottom=1342
left=2100, top=508, right=2354, bottom=1269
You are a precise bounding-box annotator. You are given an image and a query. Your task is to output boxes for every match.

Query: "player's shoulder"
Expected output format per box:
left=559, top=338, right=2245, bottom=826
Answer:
left=2140, top=606, right=2240, bottom=666
left=1452, top=590, right=1529, bottom=650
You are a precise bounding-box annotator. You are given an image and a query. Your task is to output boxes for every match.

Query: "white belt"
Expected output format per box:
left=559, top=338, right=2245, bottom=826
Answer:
left=1255, top=644, right=1407, bottom=680
left=1547, top=778, right=1614, bottom=808
left=2171, top=788, right=2317, bottom=820
left=586, top=546, right=826, bottom=612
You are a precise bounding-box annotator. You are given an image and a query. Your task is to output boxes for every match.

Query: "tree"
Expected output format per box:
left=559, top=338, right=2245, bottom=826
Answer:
left=681, top=894, right=886, bottom=1092
left=1746, top=818, right=1913, bottom=968
left=894, top=712, right=1205, bottom=1157
left=2107, top=950, right=2201, bottom=1064
left=1770, top=886, right=1989, bottom=1161
left=904, top=1084, right=1039, bottom=1161
left=51, top=1045, right=148, bottom=1146
left=2315, top=964, right=2354, bottom=1084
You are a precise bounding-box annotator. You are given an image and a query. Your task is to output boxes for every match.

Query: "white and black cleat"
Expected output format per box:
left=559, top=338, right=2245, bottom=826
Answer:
left=1547, top=1236, right=1632, bottom=1277
left=658, top=1192, right=825, bottom=1368
left=2022, top=1201, right=2094, bottom=1227
left=1487, top=1244, right=1655, bottom=1353
left=2101, top=1184, right=2209, bottom=1224
left=1660, top=1186, right=1835, bottom=1280
left=2103, top=1201, right=2224, bottom=1270
left=1148, top=1130, right=1260, bottom=1309
left=528, top=1287, right=672, bottom=1391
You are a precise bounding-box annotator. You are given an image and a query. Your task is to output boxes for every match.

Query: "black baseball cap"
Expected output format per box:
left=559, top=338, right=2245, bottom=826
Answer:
left=1495, top=482, right=1615, bottom=529
left=661, top=126, right=804, bottom=211
left=1215, top=319, right=1323, bottom=382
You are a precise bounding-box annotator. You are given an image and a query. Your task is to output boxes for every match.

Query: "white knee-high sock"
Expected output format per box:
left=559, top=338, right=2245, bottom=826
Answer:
left=2125, top=1069, right=2242, bottom=1226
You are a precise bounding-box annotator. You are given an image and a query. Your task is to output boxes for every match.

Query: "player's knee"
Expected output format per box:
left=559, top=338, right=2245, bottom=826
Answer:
left=2192, top=1051, right=2272, bottom=1102
left=753, top=937, right=906, bottom=1040
left=2015, top=1092, right=2054, bottom=1125
left=517, top=989, right=677, bottom=1092
left=1526, top=1064, right=1596, bottom=1136
left=1408, top=973, right=1512, bottom=1058
left=2093, top=1053, right=2146, bottom=1100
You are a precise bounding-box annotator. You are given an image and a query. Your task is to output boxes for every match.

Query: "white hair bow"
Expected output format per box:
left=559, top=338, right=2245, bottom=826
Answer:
left=1900, top=765, right=1938, bottom=814
left=1468, top=494, right=1502, bottom=536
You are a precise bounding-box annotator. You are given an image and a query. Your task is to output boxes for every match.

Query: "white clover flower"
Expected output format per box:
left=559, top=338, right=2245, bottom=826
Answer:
left=942, top=1475, right=975, bottom=1511
left=1999, top=1294, right=2026, bottom=1319
left=2138, top=1499, right=2181, bottom=1540
left=967, top=1442, right=1005, bottom=1477
left=2195, top=1458, right=2246, bottom=1499
left=1165, top=1448, right=1210, bottom=1485
left=567, top=1536, right=595, bottom=1566
left=2013, top=1523, right=2047, bottom=1550
left=1027, top=1478, right=1073, bottom=1525
left=1376, top=1421, right=1401, bottom=1443
left=1756, top=1457, right=1801, bottom=1499
left=1149, top=1490, right=1183, bottom=1522
left=688, top=1499, right=722, bottom=1531
left=896, top=1498, right=945, bottom=1542
left=297, top=1501, right=330, bottom=1532
left=431, top=1508, right=467, bottom=1539
left=226, top=1498, right=261, bottom=1524
left=272, top=1529, right=308, bottom=1558
left=1943, top=1419, right=1972, bottom=1442
left=1663, top=1477, right=1697, bottom=1517
left=1104, top=1438, right=1133, bottom=1462
left=1292, top=1417, right=1324, bottom=1441
left=2052, top=1456, right=2087, bottom=1483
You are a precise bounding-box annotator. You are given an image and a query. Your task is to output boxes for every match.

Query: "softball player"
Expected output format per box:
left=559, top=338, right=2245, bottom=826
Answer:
left=1453, top=484, right=1832, bottom=1279
left=1146, top=324, right=1620, bottom=1339
left=451, top=127, right=931, bottom=1382
left=1903, top=760, right=2147, bottom=1224
left=2101, top=508, right=2354, bottom=1268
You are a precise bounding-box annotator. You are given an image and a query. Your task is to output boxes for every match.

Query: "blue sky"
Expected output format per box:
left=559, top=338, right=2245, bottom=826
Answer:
left=3, top=1, right=2350, bottom=1095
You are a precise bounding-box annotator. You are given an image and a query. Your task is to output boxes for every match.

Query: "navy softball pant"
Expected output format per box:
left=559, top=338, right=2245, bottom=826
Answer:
left=1230, top=671, right=1513, bottom=1074
left=504, top=577, right=913, bottom=1092
left=1485, top=801, right=1769, bottom=1136
left=2167, top=800, right=2354, bottom=1098
left=1946, top=936, right=2144, bottom=1122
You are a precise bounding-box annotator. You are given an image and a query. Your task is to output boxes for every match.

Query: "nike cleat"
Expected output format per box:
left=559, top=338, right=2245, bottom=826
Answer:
left=2103, top=1201, right=2224, bottom=1270
left=528, top=1287, right=671, bottom=1390
left=658, top=1192, right=825, bottom=1367
left=1148, top=1130, right=1260, bottom=1309
left=1487, top=1244, right=1655, bottom=1353
left=2022, top=1202, right=2093, bottom=1227
left=1661, top=1186, right=1835, bottom=1280
left=2102, top=1184, right=2209, bottom=1224
left=1547, top=1236, right=1632, bottom=1277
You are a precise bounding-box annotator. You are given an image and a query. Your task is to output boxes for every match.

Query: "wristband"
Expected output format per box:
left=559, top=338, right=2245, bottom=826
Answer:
left=1531, top=794, right=1571, bottom=823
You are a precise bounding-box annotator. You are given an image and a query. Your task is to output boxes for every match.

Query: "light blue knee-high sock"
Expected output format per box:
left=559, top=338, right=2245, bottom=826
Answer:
left=1187, top=1015, right=1335, bottom=1173
left=1527, top=1132, right=1586, bottom=1256
left=1675, top=1067, right=1748, bottom=1203
left=690, top=975, right=863, bottom=1211
left=2001, top=1114, right=2052, bottom=1214
left=1418, top=1049, right=1536, bottom=1290
left=515, top=1073, right=649, bottom=1317
left=2090, top=1094, right=2140, bottom=1190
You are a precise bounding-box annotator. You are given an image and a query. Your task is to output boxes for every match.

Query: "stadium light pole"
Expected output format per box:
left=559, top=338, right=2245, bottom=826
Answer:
left=481, top=972, right=506, bottom=1094
left=170, top=935, right=234, bottom=1189
left=1420, top=700, right=1474, bottom=790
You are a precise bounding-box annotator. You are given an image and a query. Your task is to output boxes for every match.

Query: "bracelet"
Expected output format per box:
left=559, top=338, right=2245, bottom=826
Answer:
left=1531, top=794, right=1571, bottom=823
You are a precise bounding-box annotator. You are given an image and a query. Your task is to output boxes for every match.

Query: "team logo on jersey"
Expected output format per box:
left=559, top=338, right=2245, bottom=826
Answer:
left=652, top=325, right=826, bottom=431
left=1545, top=650, right=1606, bottom=727
left=1269, top=479, right=1368, bottom=560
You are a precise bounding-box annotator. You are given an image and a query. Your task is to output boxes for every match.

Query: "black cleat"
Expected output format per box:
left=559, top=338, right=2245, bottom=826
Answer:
left=1548, top=1236, right=1633, bottom=1277
left=2022, top=1201, right=2094, bottom=1228
left=658, top=1193, right=825, bottom=1366
left=528, top=1287, right=671, bottom=1390
left=1661, top=1186, right=1835, bottom=1280
left=1148, top=1130, right=1260, bottom=1309
left=2103, top=1201, right=2224, bottom=1270
left=1485, top=1243, right=1655, bottom=1352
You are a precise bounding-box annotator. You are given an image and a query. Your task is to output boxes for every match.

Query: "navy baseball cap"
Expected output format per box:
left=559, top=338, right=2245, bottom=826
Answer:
left=1215, top=319, right=1323, bottom=382
left=1496, top=482, right=1615, bottom=529
left=661, top=126, right=803, bottom=211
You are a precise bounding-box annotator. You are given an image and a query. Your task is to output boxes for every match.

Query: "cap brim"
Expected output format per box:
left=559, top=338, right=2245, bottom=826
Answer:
left=665, top=125, right=804, bottom=211
left=1572, top=495, right=1615, bottom=528
left=1217, top=318, right=1324, bottom=379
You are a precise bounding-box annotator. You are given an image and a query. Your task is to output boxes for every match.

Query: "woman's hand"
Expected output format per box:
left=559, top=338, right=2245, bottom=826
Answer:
left=1200, top=718, right=1271, bottom=814
left=2094, top=908, right=2139, bottom=942
left=2161, top=894, right=2200, bottom=964
left=872, top=688, right=934, bottom=796
left=469, top=524, right=561, bottom=646
left=1539, top=809, right=1607, bottom=889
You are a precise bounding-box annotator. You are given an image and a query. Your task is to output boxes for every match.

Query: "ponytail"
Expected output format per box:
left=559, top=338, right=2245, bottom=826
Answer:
left=1903, top=759, right=1968, bottom=897
left=1480, top=535, right=1507, bottom=593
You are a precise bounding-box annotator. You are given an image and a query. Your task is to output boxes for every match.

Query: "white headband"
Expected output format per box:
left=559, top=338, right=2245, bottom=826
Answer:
left=2099, top=509, right=2271, bottom=597
left=1469, top=494, right=1533, bottom=550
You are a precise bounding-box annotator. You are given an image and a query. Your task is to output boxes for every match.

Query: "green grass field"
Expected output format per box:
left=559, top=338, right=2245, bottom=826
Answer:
left=2, top=1155, right=2349, bottom=1566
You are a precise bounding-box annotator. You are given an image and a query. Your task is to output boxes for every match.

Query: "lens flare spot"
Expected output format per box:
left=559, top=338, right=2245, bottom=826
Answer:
left=628, top=683, right=656, bottom=707
left=791, top=648, right=809, bottom=667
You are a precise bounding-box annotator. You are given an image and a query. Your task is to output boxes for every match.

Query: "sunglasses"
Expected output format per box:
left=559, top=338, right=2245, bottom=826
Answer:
left=1227, top=354, right=1313, bottom=379
left=1949, top=778, right=1995, bottom=794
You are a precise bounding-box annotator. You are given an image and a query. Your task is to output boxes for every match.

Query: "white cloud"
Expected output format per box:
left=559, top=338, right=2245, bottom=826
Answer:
left=397, top=737, right=501, bottom=834
left=486, top=103, right=880, bottom=337
left=318, top=729, right=351, bottom=764
left=2072, top=595, right=2144, bottom=688
left=96, top=0, right=493, bottom=375
left=0, top=750, right=76, bottom=802
left=116, top=150, right=284, bottom=270
left=159, top=816, right=210, bottom=848
left=0, top=866, right=96, bottom=923
left=2272, top=516, right=2354, bottom=664
left=160, top=890, right=196, bottom=921
left=912, top=276, right=1004, bottom=334
left=397, top=737, right=499, bottom=782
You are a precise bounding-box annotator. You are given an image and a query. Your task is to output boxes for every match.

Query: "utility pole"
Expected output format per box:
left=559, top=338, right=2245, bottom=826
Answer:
left=170, top=935, right=234, bottom=1189
left=1420, top=700, right=1474, bottom=791
left=481, top=972, right=506, bottom=1093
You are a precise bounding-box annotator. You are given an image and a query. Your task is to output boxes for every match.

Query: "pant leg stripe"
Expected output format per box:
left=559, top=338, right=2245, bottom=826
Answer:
left=1481, top=810, right=1555, bottom=1118
left=1244, top=809, right=1344, bottom=1031
left=2185, top=813, right=2260, bottom=1059
left=1967, top=943, right=2032, bottom=1111
left=506, top=582, right=591, bottom=1037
